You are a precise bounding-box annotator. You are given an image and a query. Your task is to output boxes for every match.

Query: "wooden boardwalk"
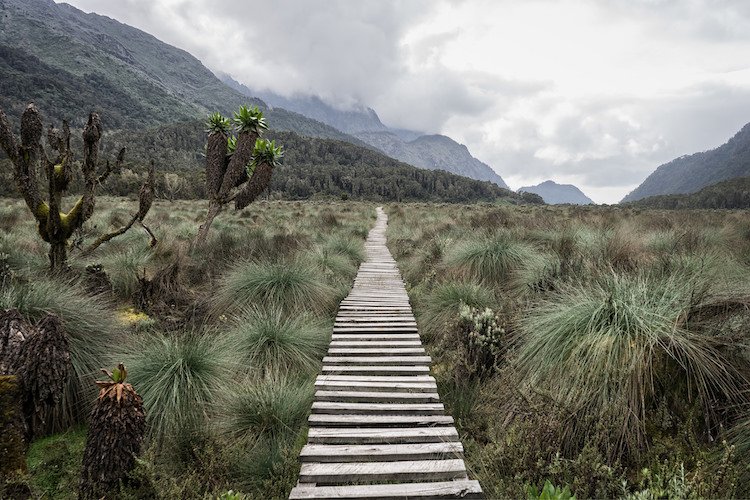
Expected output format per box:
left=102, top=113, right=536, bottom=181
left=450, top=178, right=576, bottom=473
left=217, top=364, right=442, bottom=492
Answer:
left=289, top=208, right=482, bottom=499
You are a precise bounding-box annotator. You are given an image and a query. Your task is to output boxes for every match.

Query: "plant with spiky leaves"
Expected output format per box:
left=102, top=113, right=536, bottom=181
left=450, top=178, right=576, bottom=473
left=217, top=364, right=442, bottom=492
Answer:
left=0, top=103, right=156, bottom=272
left=79, top=364, right=145, bottom=500
left=194, top=105, right=282, bottom=246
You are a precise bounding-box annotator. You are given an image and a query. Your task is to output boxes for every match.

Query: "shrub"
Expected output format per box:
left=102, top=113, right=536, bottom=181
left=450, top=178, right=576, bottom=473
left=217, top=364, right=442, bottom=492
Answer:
left=213, top=258, right=336, bottom=316
left=419, top=281, right=495, bottom=339
left=123, top=331, right=233, bottom=449
left=226, top=307, right=329, bottom=377
left=445, top=232, right=541, bottom=285
left=221, top=375, right=312, bottom=442
left=515, top=271, right=745, bottom=459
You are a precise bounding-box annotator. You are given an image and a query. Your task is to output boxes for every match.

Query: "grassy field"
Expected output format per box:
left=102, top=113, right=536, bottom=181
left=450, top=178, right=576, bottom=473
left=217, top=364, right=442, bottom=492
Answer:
left=385, top=203, right=750, bottom=499
left=1, top=197, right=374, bottom=498
left=3, top=198, right=750, bottom=498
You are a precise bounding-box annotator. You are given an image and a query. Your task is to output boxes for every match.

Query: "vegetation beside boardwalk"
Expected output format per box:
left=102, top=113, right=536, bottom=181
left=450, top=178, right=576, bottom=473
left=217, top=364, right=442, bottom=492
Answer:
left=1, top=197, right=373, bottom=498
left=4, top=197, right=750, bottom=498
left=386, top=203, right=750, bottom=499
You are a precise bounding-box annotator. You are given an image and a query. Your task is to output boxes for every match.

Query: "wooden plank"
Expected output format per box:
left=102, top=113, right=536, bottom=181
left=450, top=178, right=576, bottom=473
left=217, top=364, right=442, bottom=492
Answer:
left=327, top=348, right=426, bottom=355
left=308, top=414, right=454, bottom=427
left=321, top=365, right=430, bottom=375
left=298, top=459, right=467, bottom=484
left=289, top=480, right=483, bottom=499
left=315, top=390, right=440, bottom=402
left=331, top=334, right=421, bottom=341
left=333, top=327, right=419, bottom=333
left=315, top=381, right=437, bottom=393
left=329, top=340, right=422, bottom=347
left=322, top=356, right=431, bottom=365
left=311, top=401, right=444, bottom=415
left=316, top=375, right=435, bottom=382
left=299, top=442, right=463, bottom=463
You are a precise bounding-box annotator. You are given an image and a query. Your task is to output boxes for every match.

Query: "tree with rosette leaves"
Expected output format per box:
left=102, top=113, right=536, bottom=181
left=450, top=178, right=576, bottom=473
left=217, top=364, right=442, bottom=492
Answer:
left=79, top=364, right=145, bottom=500
left=193, top=105, right=283, bottom=246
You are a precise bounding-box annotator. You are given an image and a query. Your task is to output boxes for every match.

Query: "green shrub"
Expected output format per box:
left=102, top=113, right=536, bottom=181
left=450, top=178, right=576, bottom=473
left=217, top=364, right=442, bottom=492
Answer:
left=221, top=376, right=312, bottom=442
left=226, top=307, right=329, bottom=377
left=527, top=480, right=576, bottom=500
left=419, top=281, right=494, bottom=338
left=213, top=258, right=336, bottom=316
left=516, top=271, right=744, bottom=458
left=445, top=232, right=541, bottom=285
left=123, top=331, right=233, bottom=449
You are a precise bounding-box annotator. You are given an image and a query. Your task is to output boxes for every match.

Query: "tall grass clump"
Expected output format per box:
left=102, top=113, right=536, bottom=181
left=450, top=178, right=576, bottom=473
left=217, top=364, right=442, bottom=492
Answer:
left=226, top=307, right=329, bottom=376
left=213, top=258, right=336, bottom=316
left=97, top=245, right=153, bottom=299
left=445, top=232, right=541, bottom=285
left=124, top=331, right=233, bottom=449
left=419, top=281, right=495, bottom=338
left=222, top=376, right=313, bottom=443
left=0, top=277, right=118, bottom=429
left=323, top=234, right=365, bottom=264
left=515, top=271, right=746, bottom=459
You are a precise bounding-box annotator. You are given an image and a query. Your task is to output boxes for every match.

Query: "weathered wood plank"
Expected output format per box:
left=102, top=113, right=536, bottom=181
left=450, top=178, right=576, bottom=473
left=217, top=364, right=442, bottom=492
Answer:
left=315, top=381, right=437, bottom=393
left=298, top=459, right=467, bottom=484
left=315, top=390, right=441, bottom=402
left=306, top=426, right=459, bottom=444
left=321, top=365, right=431, bottom=375
left=311, top=401, right=444, bottom=415
left=327, top=348, right=426, bottom=355
left=289, top=480, right=483, bottom=499
left=322, top=356, right=432, bottom=365
left=299, top=442, right=463, bottom=463
left=308, top=414, right=454, bottom=427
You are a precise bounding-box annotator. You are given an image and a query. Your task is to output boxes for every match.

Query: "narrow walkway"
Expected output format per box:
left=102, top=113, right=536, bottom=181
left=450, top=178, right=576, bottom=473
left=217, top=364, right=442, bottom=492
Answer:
left=289, top=208, right=482, bottom=499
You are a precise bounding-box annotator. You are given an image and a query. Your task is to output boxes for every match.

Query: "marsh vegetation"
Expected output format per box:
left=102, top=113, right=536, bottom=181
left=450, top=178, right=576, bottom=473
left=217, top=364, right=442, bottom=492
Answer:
left=386, top=203, right=750, bottom=499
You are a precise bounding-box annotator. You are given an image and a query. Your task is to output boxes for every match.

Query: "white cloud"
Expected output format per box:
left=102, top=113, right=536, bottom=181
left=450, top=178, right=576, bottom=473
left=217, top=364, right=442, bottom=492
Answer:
left=59, top=0, right=750, bottom=202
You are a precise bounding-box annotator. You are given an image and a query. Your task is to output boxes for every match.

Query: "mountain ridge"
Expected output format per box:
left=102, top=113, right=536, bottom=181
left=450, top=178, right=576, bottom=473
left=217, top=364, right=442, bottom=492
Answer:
left=222, top=74, right=510, bottom=188
left=621, top=122, right=750, bottom=202
left=518, top=180, right=594, bottom=205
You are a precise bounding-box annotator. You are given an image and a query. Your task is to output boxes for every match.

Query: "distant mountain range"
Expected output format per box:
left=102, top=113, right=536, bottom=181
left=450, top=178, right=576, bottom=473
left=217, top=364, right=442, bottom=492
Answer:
left=622, top=122, right=750, bottom=202
left=518, top=180, right=594, bottom=205
left=222, top=76, right=509, bottom=188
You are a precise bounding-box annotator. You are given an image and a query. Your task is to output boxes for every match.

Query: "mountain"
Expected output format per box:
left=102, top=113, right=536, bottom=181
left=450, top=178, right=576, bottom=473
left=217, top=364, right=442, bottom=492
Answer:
left=622, top=122, right=750, bottom=202
left=354, top=132, right=509, bottom=188
left=518, top=180, right=594, bottom=205
left=0, top=0, right=364, bottom=143
left=222, top=75, right=509, bottom=188
left=626, top=176, right=750, bottom=210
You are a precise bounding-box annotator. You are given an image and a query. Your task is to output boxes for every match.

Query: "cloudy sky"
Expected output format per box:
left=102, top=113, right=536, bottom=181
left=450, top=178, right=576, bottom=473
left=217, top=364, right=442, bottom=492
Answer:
left=61, top=0, right=750, bottom=203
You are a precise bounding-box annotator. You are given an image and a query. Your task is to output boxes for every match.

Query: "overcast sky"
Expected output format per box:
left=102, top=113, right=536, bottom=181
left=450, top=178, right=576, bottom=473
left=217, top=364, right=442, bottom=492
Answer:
left=61, top=0, right=750, bottom=203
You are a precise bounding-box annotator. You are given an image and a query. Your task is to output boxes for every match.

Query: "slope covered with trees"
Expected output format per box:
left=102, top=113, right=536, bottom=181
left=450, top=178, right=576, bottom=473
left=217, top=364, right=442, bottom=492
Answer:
left=628, top=176, right=750, bottom=209
left=622, top=122, right=750, bottom=202
left=0, top=0, right=365, bottom=144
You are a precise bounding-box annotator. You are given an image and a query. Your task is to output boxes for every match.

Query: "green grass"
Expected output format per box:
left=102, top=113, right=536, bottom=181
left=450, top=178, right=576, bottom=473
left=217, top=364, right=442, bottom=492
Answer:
left=226, top=307, right=329, bottom=377
left=25, top=426, right=87, bottom=499
left=445, top=232, right=542, bottom=285
left=221, top=376, right=313, bottom=442
left=212, top=258, right=337, bottom=316
left=515, top=270, right=744, bottom=458
left=123, top=331, right=234, bottom=449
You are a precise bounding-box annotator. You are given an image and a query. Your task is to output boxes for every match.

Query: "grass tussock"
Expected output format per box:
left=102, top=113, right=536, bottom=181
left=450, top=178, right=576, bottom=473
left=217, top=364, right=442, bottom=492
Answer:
left=212, top=258, right=337, bottom=316
left=226, top=306, right=329, bottom=377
